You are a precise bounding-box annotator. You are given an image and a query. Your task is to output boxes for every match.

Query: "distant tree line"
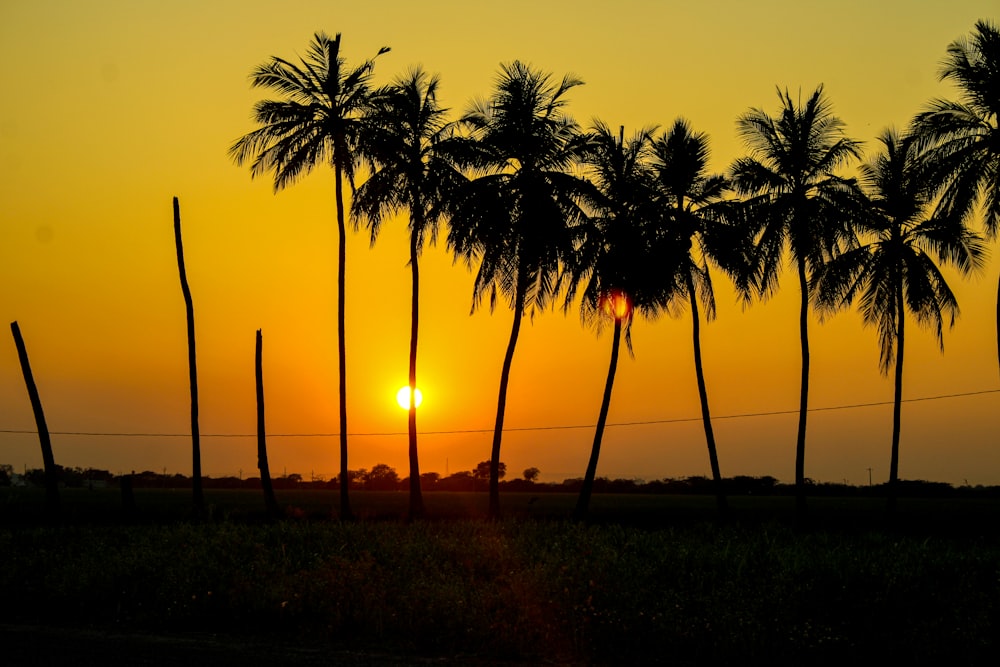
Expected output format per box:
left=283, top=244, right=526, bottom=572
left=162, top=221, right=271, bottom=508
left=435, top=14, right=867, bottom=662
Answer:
left=3, top=462, right=997, bottom=499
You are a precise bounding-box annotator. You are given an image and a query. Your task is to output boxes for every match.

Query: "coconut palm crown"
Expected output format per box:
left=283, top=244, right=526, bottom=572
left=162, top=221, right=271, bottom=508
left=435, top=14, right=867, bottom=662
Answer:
left=912, top=19, right=1000, bottom=371
left=565, top=122, right=672, bottom=338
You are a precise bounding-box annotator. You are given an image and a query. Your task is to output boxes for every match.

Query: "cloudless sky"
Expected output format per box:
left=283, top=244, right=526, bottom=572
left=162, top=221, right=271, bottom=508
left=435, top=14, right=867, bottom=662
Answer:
left=1, top=1, right=997, bottom=485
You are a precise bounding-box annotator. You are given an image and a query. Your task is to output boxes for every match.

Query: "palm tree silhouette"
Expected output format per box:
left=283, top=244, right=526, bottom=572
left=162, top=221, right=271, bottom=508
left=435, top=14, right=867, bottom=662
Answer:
left=565, top=122, right=677, bottom=520
left=912, top=20, right=999, bottom=374
left=353, top=67, right=465, bottom=520
left=652, top=119, right=752, bottom=516
left=816, top=129, right=985, bottom=513
left=448, top=61, right=590, bottom=519
left=229, top=33, right=389, bottom=520
left=731, top=86, right=862, bottom=516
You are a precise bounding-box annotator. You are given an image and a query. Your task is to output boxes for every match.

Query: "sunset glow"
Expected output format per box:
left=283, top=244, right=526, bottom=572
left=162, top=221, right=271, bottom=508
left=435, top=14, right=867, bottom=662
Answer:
left=0, top=1, right=997, bottom=487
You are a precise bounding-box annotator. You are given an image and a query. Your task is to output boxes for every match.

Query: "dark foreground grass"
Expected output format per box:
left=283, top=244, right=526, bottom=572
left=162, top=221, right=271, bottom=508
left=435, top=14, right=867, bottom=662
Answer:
left=1, top=492, right=998, bottom=665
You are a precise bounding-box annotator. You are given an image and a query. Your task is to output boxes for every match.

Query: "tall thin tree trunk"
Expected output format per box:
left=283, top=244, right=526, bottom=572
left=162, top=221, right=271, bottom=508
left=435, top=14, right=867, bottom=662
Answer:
left=334, top=165, right=353, bottom=521
left=795, top=258, right=810, bottom=518
left=995, top=273, right=999, bottom=377
left=574, top=318, right=623, bottom=521
left=488, top=279, right=526, bottom=520
left=686, top=275, right=727, bottom=516
left=887, top=286, right=906, bottom=516
left=10, top=321, right=59, bottom=516
left=173, top=197, right=204, bottom=516
left=256, top=329, right=281, bottom=519
left=407, top=227, right=424, bottom=520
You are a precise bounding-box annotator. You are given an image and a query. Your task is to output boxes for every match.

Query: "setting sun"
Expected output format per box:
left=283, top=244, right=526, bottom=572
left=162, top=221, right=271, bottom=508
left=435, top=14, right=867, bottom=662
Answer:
left=396, top=386, right=423, bottom=410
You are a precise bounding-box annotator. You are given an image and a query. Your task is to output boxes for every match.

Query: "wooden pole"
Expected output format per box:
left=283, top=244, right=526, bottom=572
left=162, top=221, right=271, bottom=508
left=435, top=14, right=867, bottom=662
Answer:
left=10, top=321, right=59, bottom=516
left=256, top=329, right=281, bottom=518
left=173, top=197, right=204, bottom=516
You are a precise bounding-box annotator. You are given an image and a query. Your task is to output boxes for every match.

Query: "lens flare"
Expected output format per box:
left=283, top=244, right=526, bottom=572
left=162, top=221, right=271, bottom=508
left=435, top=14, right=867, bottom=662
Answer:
left=599, top=288, right=633, bottom=321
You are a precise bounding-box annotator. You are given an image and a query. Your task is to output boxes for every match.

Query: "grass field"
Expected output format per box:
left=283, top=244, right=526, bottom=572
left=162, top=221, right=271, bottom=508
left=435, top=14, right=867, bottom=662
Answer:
left=2, top=487, right=998, bottom=664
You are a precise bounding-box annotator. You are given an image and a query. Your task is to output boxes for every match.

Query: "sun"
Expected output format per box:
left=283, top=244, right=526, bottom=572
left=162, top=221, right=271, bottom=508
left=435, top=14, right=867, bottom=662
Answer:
left=396, top=386, right=423, bottom=410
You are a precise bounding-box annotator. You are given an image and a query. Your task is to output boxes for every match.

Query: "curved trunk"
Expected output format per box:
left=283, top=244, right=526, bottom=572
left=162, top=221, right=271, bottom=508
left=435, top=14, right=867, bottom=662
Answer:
left=686, top=273, right=727, bottom=516
left=256, top=329, right=281, bottom=519
left=335, top=164, right=353, bottom=521
left=795, top=257, right=810, bottom=517
left=488, top=275, right=526, bottom=520
left=887, top=281, right=905, bottom=516
left=407, top=226, right=424, bottom=520
left=173, top=198, right=204, bottom=516
left=574, top=318, right=623, bottom=521
left=10, top=321, right=59, bottom=516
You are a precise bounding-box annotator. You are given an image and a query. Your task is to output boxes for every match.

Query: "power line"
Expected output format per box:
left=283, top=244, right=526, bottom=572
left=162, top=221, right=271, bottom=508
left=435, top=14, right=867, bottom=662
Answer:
left=1, top=387, right=996, bottom=439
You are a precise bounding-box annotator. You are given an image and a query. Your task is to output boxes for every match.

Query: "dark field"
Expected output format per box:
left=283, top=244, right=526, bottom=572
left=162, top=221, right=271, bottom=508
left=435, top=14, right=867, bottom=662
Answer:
left=2, top=488, right=999, bottom=665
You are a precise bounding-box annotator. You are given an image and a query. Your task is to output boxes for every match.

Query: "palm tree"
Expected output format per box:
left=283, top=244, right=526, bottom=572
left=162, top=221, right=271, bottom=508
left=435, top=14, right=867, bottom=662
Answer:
left=731, top=86, right=862, bottom=516
left=352, top=67, right=465, bottom=520
left=651, top=119, right=753, bottom=516
left=229, top=33, right=389, bottom=520
left=816, top=129, right=985, bottom=513
left=447, top=61, right=591, bottom=519
left=565, top=122, right=679, bottom=520
left=912, top=20, right=999, bottom=373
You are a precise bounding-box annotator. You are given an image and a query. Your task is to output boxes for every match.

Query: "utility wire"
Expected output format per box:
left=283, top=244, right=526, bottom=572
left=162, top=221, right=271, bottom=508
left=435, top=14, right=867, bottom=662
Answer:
left=1, top=387, right=997, bottom=439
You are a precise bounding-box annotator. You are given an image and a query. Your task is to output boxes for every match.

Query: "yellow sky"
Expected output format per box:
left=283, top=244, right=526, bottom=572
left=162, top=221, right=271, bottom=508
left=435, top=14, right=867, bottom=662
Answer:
left=1, top=0, right=997, bottom=485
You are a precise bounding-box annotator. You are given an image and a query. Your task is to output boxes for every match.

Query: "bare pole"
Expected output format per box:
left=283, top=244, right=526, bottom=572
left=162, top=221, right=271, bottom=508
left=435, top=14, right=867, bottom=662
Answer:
left=173, top=197, right=204, bottom=516
left=256, top=329, right=281, bottom=518
left=10, top=321, right=59, bottom=516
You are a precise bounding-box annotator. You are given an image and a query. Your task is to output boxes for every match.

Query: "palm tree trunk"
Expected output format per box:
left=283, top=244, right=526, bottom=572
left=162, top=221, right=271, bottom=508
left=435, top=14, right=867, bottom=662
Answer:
left=488, top=278, right=526, bottom=520
left=795, top=257, right=810, bottom=518
left=256, top=330, right=281, bottom=519
left=686, top=275, right=727, bottom=516
left=173, top=197, right=204, bottom=517
left=887, top=288, right=905, bottom=516
left=10, top=321, right=59, bottom=516
left=407, top=227, right=425, bottom=520
left=334, top=164, right=353, bottom=521
left=995, top=273, right=999, bottom=377
left=574, top=318, right=623, bottom=521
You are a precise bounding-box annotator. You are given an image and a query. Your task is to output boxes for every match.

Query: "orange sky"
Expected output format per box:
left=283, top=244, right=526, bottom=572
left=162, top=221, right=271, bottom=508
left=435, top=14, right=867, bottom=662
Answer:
left=1, top=1, right=998, bottom=485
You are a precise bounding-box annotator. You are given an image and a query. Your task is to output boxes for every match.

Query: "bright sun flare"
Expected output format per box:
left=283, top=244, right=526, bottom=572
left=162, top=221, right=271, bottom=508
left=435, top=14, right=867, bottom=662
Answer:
left=396, top=386, right=423, bottom=409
